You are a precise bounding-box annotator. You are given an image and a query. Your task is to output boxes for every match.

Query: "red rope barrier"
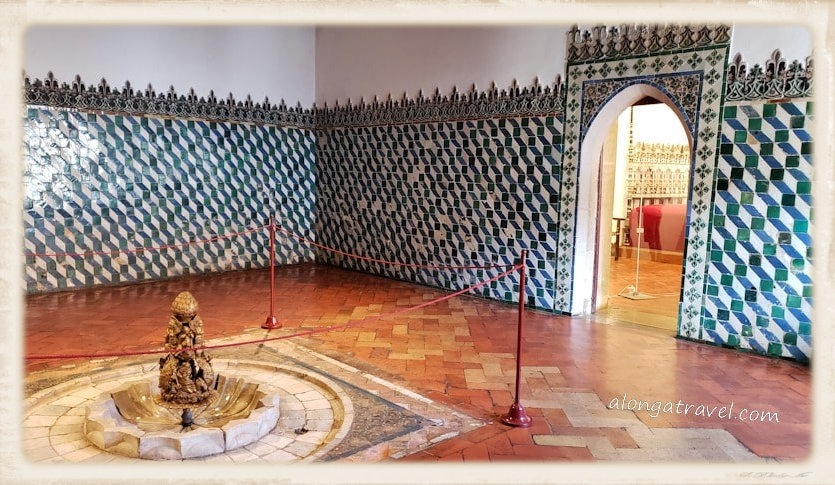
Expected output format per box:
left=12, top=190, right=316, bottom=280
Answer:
left=274, top=225, right=511, bottom=271
left=500, top=249, right=532, bottom=427
left=25, top=263, right=522, bottom=361
left=262, top=216, right=280, bottom=329
left=24, top=223, right=269, bottom=259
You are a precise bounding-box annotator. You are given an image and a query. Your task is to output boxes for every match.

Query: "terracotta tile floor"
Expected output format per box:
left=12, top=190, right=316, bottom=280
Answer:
left=23, top=263, right=811, bottom=462
left=599, top=250, right=684, bottom=332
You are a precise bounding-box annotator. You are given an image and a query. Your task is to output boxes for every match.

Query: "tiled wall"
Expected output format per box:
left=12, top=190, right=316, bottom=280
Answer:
left=706, top=100, right=813, bottom=361
left=315, top=117, right=563, bottom=310
left=20, top=46, right=813, bottom=362
left=23, top=107, right=317, bottom=293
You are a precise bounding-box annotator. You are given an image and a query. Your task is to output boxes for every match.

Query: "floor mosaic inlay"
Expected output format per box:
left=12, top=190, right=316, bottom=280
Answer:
left=23, top=337, right=484, bottom=463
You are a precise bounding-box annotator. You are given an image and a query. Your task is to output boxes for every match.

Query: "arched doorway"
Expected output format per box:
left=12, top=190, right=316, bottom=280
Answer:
left=596, top=101, right=693, bottom=332
left=576, top=83, right=695, bottom=333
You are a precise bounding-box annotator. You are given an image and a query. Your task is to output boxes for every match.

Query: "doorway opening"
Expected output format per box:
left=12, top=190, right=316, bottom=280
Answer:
left=592, top=98, right=692, bottom=333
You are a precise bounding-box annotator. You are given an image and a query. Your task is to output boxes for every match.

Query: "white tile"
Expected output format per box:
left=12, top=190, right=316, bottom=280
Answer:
left=23, top=414, right=60, bottom=427
left=532, top=435, right=588, bottom=447
left=62, top=446, right=102, bottom=462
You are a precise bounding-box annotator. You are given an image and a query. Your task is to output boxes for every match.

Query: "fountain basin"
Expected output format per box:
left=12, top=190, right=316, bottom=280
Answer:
left=84, top=375, right=280, bottom=460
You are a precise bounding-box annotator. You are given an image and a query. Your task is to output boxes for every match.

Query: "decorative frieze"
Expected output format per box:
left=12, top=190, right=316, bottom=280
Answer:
left=725, top=50, right=813, bottom=101
left=23, top=72, right=317, bottom=129
left=314, top=79, right=565, bottom=128
left=626, top=142, right=691, bottom=197
left=24, top=73, right=564, bottom=129
left=566, top=24, right=731, bottom=63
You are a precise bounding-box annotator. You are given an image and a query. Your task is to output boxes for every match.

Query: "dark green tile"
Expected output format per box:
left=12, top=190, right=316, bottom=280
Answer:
left=724, top=106, right=737, bottom=118
left=731, top=299, right=744, bottom=311
left=740, top=192, right=754, bottom=205
left=774, top=130, right=789, bottom=142
left=741, top=325, right=753, bottom=337
left=737, top=228, right=750, bottom=241
left=720, top=274, right=733, bottom=286
left=783, top=333, right=797, bottom=345
left=734, top=264, right=747, bottom=276
left=769, top=168, right=784, bottom=181
left=755, top=180, right=769, bottom=193
left=751, top=217, right=765, bottom=230
left=767, top=342, right=782, bottom=356
left=734, top=131, right=747, bottom=142
left=748, top=118, right=762, bottom=130
left=760, top=143, right=773, bottom=156
left=760, top=279, right=774, bottom=292
left=723, top=239, right=736, bottom=251
left=763, top=104, right=777, bottom=117
left=796, top=181, right=811, bottom=194
left=781, top=194, right=795, bottom=206
left=793, top=220, right=808, bottom=233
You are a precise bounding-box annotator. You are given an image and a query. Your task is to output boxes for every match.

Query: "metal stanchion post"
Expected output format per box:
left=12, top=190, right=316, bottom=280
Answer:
left=500, top=249, right=531, bottom=427
left=262, top=216, right=281, bottom=329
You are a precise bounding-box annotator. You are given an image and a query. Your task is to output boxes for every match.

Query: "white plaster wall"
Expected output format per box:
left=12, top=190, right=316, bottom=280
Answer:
left=730, top=24, right=812, bottom=64
left=24, top=26, right=316, bottom=107
left=314, top=26, right=568, bottom=106
left=22, top=24, right=813, bottom=110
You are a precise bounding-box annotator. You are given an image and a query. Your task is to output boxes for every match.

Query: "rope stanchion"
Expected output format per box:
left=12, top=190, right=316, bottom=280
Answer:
left=262, top=216, right=281, bottom=329
left=25, top=263, right=522, bottom=362
left=500, top=249, right=532, bottom=428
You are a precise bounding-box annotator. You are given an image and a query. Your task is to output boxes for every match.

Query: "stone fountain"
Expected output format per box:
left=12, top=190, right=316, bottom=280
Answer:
left=156, top=291, right=218, bottom=429
left=83, top=291, right=280, bottom=459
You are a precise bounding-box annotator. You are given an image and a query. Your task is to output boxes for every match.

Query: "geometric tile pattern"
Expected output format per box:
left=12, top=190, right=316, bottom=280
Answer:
left=316, top=116, right=564, bottom=310
left=562, top=40, right=731, bottom=332
left=708, top=100, right=813, bottom=361
left=22, top=107, right=317, bottom=293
